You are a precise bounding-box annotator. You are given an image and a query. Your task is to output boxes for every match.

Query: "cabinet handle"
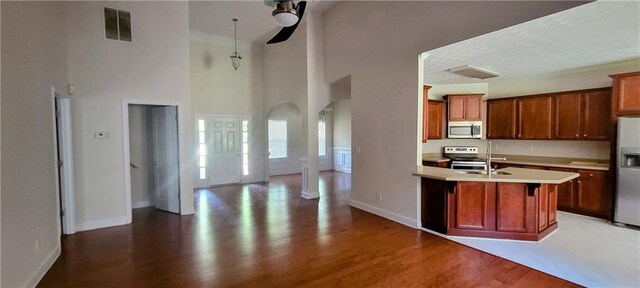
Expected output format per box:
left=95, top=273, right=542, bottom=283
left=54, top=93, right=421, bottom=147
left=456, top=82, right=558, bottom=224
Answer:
left=590, top=173, right=594, bottom=177
left=583, top=134, right=587, bottom=137
left=576, top=134, right=579, bottom=137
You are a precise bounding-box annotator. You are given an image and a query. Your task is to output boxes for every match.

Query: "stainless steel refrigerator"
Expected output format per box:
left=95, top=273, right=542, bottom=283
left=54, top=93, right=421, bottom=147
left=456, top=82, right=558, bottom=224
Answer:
left=615, top=117, right=640, bottom=227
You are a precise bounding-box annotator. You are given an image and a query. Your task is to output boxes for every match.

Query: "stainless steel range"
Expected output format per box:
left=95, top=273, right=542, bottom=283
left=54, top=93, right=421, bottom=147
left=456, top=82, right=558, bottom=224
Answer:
left=444, top=146, right=487, bottom=170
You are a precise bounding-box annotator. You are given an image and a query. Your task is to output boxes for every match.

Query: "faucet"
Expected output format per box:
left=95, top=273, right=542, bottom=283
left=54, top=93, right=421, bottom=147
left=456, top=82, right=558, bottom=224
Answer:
left=486, top=141, right=507, bottom=172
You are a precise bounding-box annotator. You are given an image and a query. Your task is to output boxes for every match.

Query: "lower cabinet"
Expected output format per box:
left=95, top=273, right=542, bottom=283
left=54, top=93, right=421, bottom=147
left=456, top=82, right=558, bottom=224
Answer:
left=420, top=179, right=558, bottom=241
left=422, top=160, right=449, bottom=168
left=547, top=168, right=612, bottom=219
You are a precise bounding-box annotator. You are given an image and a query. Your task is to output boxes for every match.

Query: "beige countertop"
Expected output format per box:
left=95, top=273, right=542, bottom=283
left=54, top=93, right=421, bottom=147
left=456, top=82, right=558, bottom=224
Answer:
left=421, top=153, right=610, bottom=171
left=413, top=166, right=579, bottom=184
left=490, top=154, right=610, bottom=171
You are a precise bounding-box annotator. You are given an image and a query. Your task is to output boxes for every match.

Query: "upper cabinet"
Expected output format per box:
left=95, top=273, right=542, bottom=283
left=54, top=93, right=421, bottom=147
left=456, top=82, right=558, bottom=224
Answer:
left=611, top=71, right=640, bottom=116
left=488, top=87, right=612, bottom=140
left=427, top=100, right=445, bottom=140
left=554, top=88, right=611, bottom=140
left=422, top=85, right=445, bottom=143
left=445, top=94, right=483, bottom=121
left=487, top=98, right=517, bottom=139
left=517, top=96, right=554, bottom=139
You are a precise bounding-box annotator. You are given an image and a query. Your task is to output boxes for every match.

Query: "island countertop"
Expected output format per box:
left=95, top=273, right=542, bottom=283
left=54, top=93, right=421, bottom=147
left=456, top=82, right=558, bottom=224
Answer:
left=413, top=166, right=579, bottom=184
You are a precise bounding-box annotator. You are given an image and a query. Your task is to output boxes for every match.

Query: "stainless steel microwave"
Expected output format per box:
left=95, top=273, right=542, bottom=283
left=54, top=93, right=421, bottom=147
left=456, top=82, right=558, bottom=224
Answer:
left=448, top=121, right=482, bottom=139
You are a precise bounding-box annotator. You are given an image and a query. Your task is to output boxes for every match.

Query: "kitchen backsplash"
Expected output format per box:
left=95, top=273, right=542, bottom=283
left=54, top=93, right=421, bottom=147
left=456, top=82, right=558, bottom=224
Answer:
left=422, top=139, right=610, bottom=160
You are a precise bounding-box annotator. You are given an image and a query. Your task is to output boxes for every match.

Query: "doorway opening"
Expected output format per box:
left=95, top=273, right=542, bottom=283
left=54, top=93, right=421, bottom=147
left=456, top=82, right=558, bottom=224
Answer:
left=124, top=103, right=181, bottom=221
left=54, top=95, right=76, bottom=235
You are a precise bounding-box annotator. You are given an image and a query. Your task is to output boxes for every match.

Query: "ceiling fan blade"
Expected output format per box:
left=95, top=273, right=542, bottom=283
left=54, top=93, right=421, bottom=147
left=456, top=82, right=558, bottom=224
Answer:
left=267, top=1, right=307, bottom=45
left=264, top=0, right=278, bottom=8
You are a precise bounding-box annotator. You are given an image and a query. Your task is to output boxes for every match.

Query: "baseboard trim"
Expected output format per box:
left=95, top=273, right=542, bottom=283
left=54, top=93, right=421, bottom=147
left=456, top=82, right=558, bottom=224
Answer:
left=132, top=200, right=153, bottom=209
left=301, top=190, right=320, bottom=199
left=350, top=199, right=417, bottom=228
left=24, top=244, right=60, bottom=288
left=76, top=216, right=128, bottom=232
left=333, top=166, right=351, bottom=173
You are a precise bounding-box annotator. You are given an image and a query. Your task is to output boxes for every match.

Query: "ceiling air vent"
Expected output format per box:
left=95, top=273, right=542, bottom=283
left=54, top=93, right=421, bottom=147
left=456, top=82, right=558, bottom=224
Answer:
left=448, top=65, right=499, bottom=80
left=104, top=7, right=132, bottom=42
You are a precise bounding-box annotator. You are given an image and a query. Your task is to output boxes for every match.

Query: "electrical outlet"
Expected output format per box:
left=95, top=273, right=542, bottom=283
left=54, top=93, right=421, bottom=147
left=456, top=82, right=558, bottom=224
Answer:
left=494, top=144, right=500, bottom=150
left=377, top=192, right=382, bottom=200
left=36, top=240, right=40, bottom=251
left=528, top=145, right=534, bottom=152
left=357, top=147, right=361, bottom=155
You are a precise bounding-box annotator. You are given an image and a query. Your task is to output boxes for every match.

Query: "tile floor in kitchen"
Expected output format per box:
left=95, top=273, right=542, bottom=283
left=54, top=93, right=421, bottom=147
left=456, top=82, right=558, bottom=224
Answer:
left=440, top=212, right=640, bottom=287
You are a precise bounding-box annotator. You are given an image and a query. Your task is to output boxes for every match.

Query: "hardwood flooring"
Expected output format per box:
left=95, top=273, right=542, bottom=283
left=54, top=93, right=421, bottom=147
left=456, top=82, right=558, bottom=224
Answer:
left=39, top=172, right=578, bottom=287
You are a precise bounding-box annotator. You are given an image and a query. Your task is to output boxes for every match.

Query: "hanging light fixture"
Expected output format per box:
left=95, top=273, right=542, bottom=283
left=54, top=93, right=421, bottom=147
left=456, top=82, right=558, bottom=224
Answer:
left=230, top=18, right=241, bottom=71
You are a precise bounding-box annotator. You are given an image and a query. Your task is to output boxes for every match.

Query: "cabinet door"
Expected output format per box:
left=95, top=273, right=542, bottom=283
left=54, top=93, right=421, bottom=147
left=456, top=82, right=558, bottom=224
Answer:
left=448, top=97, right=466, bottom=121
left=518, top=96, right=553, bottom=139
left=496, top=183, right=536, bottom=233
left=421, top=85, right=431, bottom=143
left=421, top=178, right=448, bottom=233
left=576, top=170, right=612, bottom=219
left=554, top=92, right=582, bottom=140
left=465, top=95, right=483, bottom=121
left=612, top=72, right=640, bottom=114
left=427, top=100, right=443, bottom=139
left=582, top=89, right=611, bottom=140
left=487, top=99, right=517, bottom=139
left=538, top=184, right=558, bottom=231
left=551, top=168, right=577, bottom=211
left=453, top=182, right=495, bottom=231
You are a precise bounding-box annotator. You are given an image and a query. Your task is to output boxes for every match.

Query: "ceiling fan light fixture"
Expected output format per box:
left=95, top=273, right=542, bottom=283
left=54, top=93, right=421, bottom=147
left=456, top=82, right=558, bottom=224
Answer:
left=272, top=1, right=299, bottom=27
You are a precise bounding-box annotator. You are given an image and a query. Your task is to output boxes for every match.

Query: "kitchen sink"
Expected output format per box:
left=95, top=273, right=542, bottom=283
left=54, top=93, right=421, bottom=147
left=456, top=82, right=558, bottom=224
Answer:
left=455, top=170, right=512, bottom=176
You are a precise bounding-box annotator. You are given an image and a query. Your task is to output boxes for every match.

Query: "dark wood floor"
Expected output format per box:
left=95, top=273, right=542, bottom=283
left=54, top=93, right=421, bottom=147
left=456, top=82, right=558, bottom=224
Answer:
left=39, top=171, right=578, bottom=287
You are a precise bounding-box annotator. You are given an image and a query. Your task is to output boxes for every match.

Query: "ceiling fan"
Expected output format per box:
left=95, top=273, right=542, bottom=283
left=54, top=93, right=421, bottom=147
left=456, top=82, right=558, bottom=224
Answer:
left=264, top=0, right=307, bottom=44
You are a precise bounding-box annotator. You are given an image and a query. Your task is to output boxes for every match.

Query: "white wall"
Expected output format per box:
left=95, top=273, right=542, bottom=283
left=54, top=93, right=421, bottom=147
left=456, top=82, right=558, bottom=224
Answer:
left=65, top=2, right=193, bottom=231
left=322, top=1, right=587, bottom=227
left=128, top=105, right=154, bottom=209
left=268, top=102, right=303, bottom=175
left=1, top=2, right=68, bottom=287
left=190, top=31, right=266, bottom=183
left=487, top=59, right=640, bottom=98
left=332, top=99, right=351, bottom=149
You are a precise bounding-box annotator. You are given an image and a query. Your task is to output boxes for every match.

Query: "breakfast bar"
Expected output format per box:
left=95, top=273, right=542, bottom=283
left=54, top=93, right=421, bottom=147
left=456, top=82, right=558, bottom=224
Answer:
left=414, top=166, right=579, bottom=241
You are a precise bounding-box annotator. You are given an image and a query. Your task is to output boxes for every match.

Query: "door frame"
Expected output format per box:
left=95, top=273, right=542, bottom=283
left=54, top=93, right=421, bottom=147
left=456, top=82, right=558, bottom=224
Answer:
left=122, top=99, right=183, bottom=223
left=51, top=86, right=76, bottom=236
left=194, top=113, right=251, bottom=187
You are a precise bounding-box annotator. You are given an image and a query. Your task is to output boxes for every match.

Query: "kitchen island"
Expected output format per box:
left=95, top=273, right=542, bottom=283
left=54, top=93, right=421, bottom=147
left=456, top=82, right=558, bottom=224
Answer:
left=414, top=166, right=579, bottom=241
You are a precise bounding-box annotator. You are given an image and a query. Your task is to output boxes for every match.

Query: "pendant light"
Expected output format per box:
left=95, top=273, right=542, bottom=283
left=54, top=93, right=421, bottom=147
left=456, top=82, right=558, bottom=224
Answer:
left=230, top=18, right=242, bottom=71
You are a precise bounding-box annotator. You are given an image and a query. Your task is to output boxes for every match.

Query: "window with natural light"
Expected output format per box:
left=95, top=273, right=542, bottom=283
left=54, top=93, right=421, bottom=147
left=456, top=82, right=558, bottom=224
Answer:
left=268, top=119, right=287, bottom=159
left=318, top=120, right=326, bottom=156
left=198, top=119, right=207, bottom=180
left=242, top=120, right=249, bottom=176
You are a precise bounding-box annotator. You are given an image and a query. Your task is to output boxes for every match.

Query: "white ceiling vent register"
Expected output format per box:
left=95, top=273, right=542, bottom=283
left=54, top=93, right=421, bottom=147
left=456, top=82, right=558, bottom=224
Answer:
left=448, top=65, right=499, bottom=80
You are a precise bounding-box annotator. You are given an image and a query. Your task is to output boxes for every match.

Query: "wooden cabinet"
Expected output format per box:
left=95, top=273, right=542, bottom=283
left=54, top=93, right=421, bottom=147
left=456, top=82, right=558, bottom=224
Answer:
left=422, top=160, right=449, bottom=168
left=546, top=167, right=612, bottom=220
left=554, top=89, right=612, bottom=140
left=489, top=88, right=612, bottom=140
left=422, top=86, right=445, bottom=143
left=611, top=71, right=640, bottom=115
left=487, top=98, right=517, bottom=139
left=576, top=170, right=611, bottom=219
left=421, top=178, right=449, bottom=234
left=451, top=182, right=495, bottom=231
left=582, top=89, right=612, bottom=140
left=445, top=94, right=483, bottom=121
left=554, top=92, right=582, bottom=140
left=495, top=183, right=536, bottom=233
left=427, top=100, right=444, bottom=140
left=517, top=96, right=554, bottom=139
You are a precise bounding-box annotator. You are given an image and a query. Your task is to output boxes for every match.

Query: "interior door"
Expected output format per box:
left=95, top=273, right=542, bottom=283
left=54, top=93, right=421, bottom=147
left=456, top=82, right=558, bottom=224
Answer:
left=152, top=107, right=180, bottom=214
left=209, top=117, right=241, bottom=186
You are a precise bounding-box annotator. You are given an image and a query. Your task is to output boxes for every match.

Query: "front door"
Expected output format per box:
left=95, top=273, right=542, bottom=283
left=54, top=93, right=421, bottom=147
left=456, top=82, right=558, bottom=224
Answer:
left=151, top=106, right=180, bottom=214
left=210, top=117, right=241, bottom=186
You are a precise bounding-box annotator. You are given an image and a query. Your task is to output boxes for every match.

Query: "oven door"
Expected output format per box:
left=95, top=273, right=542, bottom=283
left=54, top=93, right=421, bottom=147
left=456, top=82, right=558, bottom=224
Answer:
left=450, top=162, right=487, bottom=170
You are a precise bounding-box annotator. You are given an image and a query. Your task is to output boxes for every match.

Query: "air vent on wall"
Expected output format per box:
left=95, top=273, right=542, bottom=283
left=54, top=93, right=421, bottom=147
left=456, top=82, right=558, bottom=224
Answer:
left=104, top=7, right=132, bottom=42
left=448, top=65, right=499, bottom=79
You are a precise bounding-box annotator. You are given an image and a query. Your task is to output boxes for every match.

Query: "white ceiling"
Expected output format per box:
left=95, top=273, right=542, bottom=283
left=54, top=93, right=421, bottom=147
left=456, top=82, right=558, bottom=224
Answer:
left=188, top=0, right=336, bottom=44
left=424, top=1, right=640, bottom=84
